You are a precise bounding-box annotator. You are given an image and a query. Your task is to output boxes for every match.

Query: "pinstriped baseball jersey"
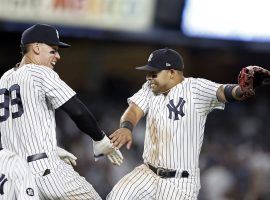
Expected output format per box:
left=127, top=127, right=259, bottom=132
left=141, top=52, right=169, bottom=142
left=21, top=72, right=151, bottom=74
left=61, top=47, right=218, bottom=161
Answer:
left=0, top=64, right=76, bottom=159
left=128, top=78, right=224, bottom=171
left=107, top=77, right=224, bottom=200
left=0, top=148, right=38, bottom=199
left=0, top=64, right=102, bottom=199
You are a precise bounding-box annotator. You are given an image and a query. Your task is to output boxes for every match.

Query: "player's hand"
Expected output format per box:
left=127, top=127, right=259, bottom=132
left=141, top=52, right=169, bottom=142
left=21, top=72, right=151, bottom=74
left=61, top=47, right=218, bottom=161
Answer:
left=93, top=134, right=124, bottom=166
left=57, top=146, right=77, bottom=166
left=109, top=128, right=133, bottom=150
left=238, top=66, right=270, bottom=98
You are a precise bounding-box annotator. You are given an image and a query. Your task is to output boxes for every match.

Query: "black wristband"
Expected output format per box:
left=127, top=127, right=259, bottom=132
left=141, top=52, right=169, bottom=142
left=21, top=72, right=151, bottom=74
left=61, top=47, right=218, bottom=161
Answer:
left=224, top=84, right=238, bottom=102
left=235, top=86, right=244, bottom=99
left=120, top=121, right=133, bottom=132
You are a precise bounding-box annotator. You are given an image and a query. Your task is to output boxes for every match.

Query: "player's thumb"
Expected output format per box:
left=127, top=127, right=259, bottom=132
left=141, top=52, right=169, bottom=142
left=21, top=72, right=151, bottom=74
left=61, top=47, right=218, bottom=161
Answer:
left=126, top=141, right=132, bottom=150
left=66, top=152, right=77, bottom=160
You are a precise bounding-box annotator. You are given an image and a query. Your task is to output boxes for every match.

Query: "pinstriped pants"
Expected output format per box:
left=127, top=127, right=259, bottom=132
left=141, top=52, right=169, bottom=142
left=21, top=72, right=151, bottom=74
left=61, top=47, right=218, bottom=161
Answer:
left=107, top=164, right=200, bottom=200
left=28, top=151, right=101, bottom=200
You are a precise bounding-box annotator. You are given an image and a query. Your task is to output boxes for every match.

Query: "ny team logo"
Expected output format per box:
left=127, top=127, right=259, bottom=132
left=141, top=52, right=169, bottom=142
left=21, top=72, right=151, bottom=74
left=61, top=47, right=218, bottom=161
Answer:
left=0, top=174, right=8, bottom=195
left=167, top=97, right=185, bottom=120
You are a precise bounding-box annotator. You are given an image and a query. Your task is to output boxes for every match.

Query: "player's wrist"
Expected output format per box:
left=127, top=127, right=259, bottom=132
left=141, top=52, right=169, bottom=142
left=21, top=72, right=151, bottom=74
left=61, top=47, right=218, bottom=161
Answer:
left=234, top=86, right=245, bottom=100
left=120, top=121, right=133, bottom=132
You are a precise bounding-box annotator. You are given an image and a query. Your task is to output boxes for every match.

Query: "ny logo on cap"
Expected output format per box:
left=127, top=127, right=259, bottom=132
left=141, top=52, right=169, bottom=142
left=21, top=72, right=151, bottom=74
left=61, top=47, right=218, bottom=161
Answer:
left=56, top=30, right=59, bottom=39
left=148, top=53, right=153, bottom=62
left=166, top=62, right=171, bottom=66
left=0, top=174, right=8, bottom=195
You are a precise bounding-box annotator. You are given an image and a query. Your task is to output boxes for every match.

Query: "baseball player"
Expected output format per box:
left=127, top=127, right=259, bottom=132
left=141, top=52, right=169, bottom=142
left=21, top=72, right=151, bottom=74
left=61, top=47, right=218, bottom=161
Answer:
left=107, top=48, right=270, bottom=199
left=0, top=137, right=39, bottom=199
left=0, top=24, right=123, bottom=199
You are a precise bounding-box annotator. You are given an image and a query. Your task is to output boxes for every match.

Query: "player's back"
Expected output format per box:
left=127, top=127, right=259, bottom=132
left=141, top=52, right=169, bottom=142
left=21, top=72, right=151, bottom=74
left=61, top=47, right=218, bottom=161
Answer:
left=0, top=64, right=58, bottom=158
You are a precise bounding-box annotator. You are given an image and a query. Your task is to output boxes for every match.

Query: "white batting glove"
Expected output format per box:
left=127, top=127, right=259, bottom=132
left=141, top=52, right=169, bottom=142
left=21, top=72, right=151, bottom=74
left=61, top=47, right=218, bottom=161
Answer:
left=93, top=135, right=124, bottom=166
left=57, top=146, right=77, bottom=166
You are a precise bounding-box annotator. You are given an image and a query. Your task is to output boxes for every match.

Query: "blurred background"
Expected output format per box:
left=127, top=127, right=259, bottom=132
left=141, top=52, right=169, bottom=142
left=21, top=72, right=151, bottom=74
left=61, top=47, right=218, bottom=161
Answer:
left=1, top=0, right=270, bottom=199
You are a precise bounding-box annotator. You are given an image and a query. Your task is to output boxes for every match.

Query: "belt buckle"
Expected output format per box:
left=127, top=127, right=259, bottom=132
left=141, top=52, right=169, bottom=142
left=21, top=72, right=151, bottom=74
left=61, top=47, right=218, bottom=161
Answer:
left=157, top=167, right=166, bottom=178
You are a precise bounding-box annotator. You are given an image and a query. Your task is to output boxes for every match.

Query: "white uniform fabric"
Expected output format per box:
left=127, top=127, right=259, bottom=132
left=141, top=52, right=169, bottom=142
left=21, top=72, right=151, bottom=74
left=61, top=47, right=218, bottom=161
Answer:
left=0, top=148, right=38, bottom=200
left=107, top=78, right=225, bottom=200
left=0, top=64, right=101, bottom=199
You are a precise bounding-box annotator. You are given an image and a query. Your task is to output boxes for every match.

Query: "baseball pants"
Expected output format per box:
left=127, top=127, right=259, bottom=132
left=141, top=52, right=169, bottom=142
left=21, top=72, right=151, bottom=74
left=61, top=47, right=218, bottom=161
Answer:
left=107, top=164, right=200, bottom=200
left=28, top=150, right=101, bottom=200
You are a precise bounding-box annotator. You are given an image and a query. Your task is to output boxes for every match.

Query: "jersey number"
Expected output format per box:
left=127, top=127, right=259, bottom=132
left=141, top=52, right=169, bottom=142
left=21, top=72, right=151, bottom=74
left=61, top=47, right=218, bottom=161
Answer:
left=0, top=84, right=24, bottom=122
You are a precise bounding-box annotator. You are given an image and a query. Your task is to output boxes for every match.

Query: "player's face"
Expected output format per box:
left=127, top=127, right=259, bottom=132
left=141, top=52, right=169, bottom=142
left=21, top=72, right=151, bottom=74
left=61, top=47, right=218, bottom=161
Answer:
left=38, top=44, right=60, bottom=69
left=146, top=70, right=171, bottom=94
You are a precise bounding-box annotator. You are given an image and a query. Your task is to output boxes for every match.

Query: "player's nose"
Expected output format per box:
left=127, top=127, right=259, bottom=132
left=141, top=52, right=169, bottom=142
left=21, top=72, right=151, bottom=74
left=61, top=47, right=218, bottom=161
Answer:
left=55, top=52, right=60, bottom=60
left=146, top=74, right=153, bottom=80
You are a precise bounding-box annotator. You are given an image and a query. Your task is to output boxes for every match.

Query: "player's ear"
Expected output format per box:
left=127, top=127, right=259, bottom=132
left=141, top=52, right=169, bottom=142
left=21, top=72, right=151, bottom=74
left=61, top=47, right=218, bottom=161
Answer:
left=32, top=43, right=40, bottom=54
left=169, top=69, right=175, bottom=79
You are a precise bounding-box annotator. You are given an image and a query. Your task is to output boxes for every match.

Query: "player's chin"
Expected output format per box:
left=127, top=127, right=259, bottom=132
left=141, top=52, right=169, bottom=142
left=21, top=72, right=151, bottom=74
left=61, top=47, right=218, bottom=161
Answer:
left=151, top=88, right=160, bottom=95
left=49, top=64, right=55, bottom=69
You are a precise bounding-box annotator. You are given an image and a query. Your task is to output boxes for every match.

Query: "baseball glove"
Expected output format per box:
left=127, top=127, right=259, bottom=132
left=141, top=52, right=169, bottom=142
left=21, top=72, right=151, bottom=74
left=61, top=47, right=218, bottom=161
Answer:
left=238, top=66, right=270, bottom=98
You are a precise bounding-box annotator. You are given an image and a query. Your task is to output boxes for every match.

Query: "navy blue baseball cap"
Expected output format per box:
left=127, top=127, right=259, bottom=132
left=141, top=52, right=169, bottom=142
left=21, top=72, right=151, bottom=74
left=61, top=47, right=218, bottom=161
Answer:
left=21, top=24, right=70, bottom=48
left=136, top=48, right=184, bottom=71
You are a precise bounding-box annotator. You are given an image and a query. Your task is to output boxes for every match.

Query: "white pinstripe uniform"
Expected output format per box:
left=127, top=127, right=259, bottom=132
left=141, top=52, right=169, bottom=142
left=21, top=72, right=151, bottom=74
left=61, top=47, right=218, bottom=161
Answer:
left=107, top=78, right=224, bottom=200
left=0, top=148, right=38, bottom=200
left=0, top=64, right=101, bottom=199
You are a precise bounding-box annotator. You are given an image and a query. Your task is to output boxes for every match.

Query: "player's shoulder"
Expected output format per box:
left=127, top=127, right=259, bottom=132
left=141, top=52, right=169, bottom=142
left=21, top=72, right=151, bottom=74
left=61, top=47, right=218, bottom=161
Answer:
left=0, top=68, right=15, bottom=79
left=179, top=77, right=199, bottom=88
left=23, top=64, right=58, bottom=77
left=24, top=64, right=55, bottom=73
left=141, top=81, right=150, bottom=89
left=189, top=77, right=213, bottom=85
left=140, top=81, right=154, bottom=95
left=188, top=77, right=206, bottom=82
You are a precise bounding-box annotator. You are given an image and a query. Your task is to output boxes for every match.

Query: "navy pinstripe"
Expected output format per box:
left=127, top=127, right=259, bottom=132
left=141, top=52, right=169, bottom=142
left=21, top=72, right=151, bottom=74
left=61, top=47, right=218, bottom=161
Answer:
left=0, top=64, right=101, bottom=199
left=108, top=78, right=224, bottom=199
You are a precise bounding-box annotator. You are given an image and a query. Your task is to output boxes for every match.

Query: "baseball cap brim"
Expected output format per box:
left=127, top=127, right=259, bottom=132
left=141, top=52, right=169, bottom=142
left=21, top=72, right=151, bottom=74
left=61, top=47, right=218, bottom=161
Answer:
left=57, top=41, right=71, bottom=48
left=136, top=65, right=161, bottom=71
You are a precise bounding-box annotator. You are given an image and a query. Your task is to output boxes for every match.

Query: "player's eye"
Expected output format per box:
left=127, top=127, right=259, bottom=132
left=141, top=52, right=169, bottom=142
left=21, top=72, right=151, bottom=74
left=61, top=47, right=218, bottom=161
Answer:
left=49, top=50, right=58, bottom=55
left=146, top=72, right=158, bottom=79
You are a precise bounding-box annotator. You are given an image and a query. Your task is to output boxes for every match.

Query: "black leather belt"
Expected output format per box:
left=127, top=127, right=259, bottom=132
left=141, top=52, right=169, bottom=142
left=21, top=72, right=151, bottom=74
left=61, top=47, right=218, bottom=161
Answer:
left=147, top=164, right=189, bottom=178
left=27, top=153, right=48, bottom=162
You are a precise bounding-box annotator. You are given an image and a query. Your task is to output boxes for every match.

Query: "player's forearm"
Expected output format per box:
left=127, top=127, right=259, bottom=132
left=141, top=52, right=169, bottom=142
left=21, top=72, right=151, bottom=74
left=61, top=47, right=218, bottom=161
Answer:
left=59, top=95, right=104, bottom=141
left=232, top=85, right=245, bottom=100
left=70, top=111, right=104, bottom=141
left=120, top=103, right=143, bottom=132
left=217, top=84, right=245, bottom=102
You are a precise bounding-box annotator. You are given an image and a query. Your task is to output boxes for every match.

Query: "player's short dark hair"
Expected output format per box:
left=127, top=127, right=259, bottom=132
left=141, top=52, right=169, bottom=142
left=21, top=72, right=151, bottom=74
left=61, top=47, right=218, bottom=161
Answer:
left=20, top=44, right=31, bottom=56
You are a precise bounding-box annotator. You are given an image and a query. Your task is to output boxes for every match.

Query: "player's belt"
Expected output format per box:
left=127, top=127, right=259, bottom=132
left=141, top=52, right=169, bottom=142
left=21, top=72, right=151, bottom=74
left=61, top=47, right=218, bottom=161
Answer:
left=147, top=163, right=189, bottom=178
left=27, top=153, right=48, bottom=162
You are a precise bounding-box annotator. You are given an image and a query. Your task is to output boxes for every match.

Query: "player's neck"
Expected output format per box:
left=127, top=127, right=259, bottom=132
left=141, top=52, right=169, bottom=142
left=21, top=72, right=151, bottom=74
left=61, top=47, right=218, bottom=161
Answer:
left=18, top=55, right=36, bottom=68
left=160, top=77, right=185, bottom=96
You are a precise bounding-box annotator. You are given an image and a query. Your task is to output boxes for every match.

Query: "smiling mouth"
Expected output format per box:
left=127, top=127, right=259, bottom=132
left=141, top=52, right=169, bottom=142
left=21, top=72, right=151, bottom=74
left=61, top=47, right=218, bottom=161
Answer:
left=51, top=61, right=56, bottom=67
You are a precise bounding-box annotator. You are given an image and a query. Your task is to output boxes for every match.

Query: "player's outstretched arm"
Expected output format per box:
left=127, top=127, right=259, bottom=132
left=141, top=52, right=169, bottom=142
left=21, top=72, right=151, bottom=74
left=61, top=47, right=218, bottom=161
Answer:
left=217, top=66, right=270, bottom=103
left=110, top=103, right=144, bottom=150
left=58, top=95, right=123, bottom=165
left=216, top=84, right=244, bottom=103
left=59, top=95, right=105, bottom=141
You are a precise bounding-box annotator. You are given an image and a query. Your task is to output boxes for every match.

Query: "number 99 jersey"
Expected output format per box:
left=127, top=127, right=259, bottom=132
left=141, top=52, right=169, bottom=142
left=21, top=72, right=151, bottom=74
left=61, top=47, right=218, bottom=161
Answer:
left=0, top=64, right=76, bottom=159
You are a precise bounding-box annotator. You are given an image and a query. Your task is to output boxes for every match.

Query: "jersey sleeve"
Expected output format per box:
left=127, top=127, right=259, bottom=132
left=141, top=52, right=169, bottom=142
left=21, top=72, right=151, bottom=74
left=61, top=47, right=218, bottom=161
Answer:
left=34, top=67, right=76, bottom=109
left=13, top=156, right=39, bottom=199
left=128, top=82, right=152, bottom=115
left=192, top=78, right=225, bottom=115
